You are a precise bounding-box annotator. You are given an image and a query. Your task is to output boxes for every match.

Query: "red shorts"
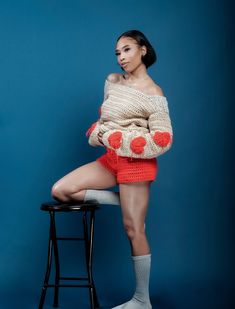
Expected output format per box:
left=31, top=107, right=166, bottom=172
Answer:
left=96, top=148, right=158, bottom=184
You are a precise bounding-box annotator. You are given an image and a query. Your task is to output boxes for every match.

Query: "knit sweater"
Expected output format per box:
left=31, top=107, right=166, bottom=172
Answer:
left=86, top=78, right=173, bottom=159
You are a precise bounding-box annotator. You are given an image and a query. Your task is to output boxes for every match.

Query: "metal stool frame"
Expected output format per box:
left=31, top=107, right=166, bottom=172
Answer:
left=38, top=201, right=100, bottom=309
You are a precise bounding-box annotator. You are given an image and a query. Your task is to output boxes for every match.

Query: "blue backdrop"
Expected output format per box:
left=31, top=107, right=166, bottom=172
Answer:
left=0, top=0, right=234, bottom=308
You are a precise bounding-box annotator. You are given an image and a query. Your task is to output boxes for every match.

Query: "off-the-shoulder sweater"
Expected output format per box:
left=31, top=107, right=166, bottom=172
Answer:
left=86, top=78, right=173, bottom=159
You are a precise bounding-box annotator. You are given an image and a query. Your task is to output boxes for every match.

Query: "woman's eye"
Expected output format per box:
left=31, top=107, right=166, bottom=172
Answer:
left=115, top=48, right=130, bottom=56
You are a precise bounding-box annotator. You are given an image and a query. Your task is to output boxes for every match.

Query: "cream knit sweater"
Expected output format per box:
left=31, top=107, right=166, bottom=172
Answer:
left=86, top=78, right=173, bottom=159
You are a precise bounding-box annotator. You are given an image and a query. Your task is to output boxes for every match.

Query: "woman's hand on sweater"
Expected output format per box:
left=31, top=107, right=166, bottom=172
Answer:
left=86, top=121, right=104, bottom=147
left=97, top=132, right=104, bottom=145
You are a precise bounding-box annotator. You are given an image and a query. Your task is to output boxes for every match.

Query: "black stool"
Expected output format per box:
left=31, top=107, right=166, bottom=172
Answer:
left=38, top=200, right=100, bottom=309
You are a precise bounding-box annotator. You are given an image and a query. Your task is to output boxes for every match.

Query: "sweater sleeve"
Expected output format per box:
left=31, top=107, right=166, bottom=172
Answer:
left=86, top=120, right=104, bottom=147
left=101, top=98, right=173, bottom=159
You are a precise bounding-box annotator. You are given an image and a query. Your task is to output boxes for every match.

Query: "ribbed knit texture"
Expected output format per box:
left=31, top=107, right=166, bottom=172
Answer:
left=86, top=79, right=173, bottom=159
left=111, top=254, right=152, bottom=309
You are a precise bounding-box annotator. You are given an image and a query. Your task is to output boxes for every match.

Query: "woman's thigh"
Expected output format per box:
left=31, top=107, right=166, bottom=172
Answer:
left=119, top=181, right=151, bottom=227
left=52, top=160, right=117, bottom=194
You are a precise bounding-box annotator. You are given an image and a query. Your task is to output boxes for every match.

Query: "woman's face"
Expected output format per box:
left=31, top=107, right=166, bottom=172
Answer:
left=115, top=36, right=146, bottom=72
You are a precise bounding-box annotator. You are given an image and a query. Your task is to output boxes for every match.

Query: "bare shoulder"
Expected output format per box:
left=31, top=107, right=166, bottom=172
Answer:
left=151, top=83, right=165, bottom=97
left=106, top=73, right=122, bottom=83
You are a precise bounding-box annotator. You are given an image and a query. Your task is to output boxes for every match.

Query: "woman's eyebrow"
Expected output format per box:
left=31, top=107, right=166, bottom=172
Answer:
left=115, top=44, right=130, bottom=52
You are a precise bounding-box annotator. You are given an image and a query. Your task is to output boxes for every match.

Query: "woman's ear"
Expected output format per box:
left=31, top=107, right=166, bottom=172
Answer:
left=142, top=46, right=147, bottom=56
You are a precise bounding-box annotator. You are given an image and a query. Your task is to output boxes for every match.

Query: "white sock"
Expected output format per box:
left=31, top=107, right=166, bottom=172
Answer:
left=111, top=254, right=152, bottom=309
left=83, top=189, right=120, bottom=205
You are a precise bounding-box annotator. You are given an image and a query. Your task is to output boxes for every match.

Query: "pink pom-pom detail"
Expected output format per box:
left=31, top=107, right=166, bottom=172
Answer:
left=108, top=131, right=122, bottom=149
left=86, top=122, right=97, bottom=137
left=130, top=136, right=146, bottom=154
left=153, top=131, right=171, bottom=147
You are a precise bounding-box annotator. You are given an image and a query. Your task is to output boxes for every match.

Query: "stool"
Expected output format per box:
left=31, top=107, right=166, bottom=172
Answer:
left=38, top=200, right=100, bottom=309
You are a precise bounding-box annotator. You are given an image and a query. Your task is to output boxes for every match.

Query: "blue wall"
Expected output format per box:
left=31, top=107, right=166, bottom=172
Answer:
left=0, top=0, right=234, bottom=308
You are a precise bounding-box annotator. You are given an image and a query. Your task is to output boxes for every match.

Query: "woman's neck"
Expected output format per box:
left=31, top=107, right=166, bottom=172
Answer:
left=123, top=64, right=150, bottom=85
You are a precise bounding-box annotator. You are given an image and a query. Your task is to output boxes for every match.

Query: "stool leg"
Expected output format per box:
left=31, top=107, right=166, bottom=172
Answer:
left=51, top=212, right=60, bottom=307
left=83, top=212, right=94, bottom=309
left=89, top=210, right=100, bottom=308
left=83, top=210, right=100, bottom=308
left=38, top=211, right=54, bottom=309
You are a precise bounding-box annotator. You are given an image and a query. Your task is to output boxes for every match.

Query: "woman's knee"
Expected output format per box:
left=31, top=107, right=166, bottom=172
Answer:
left=123, top=218, right=145, bottom=241
left=51, top=182, right=77, bottom=201
left=51, top=183, right=66, bottom=201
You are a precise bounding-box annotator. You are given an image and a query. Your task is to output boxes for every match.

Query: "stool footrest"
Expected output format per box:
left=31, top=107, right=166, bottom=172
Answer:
left=56, top=237, right=85, bottom=241
left=45, top=284, right=92, bottom=288
left=60, top=276, right=88, bottom=280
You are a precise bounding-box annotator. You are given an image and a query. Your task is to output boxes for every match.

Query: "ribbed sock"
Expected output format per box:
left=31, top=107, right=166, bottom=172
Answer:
left=111, top=254, right=152, bottom=309
left=83, top=189, right=120, bottom=205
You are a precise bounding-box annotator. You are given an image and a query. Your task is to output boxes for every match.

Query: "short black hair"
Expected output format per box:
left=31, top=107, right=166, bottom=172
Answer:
left=116, top=30, right=157, bottom=68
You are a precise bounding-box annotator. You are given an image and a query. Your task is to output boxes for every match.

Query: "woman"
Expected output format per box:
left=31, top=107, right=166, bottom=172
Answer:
left=52, top=30, right=173, bottom=309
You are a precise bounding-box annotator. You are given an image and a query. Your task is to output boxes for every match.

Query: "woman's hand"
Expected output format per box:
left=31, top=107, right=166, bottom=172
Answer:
left=98, top=132, right=104, bottom=145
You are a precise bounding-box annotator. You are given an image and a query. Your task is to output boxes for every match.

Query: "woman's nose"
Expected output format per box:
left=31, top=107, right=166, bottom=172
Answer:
left=119, top=53, right=124, bottom=60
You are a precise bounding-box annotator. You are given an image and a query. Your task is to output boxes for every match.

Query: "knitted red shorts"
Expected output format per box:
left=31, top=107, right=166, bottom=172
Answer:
left=96, top=148, right=158, bottom=184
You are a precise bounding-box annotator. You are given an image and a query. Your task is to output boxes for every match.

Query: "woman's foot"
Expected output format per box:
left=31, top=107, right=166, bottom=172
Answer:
left=111, top=299, right=152, bottom=308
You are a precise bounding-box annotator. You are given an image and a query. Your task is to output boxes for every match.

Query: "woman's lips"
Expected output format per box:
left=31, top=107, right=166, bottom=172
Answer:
left=121, top=63, right=128, bottom=67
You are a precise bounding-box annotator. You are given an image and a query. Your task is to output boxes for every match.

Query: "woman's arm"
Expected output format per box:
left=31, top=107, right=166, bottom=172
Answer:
left=101, top=105, right=173, bottom=158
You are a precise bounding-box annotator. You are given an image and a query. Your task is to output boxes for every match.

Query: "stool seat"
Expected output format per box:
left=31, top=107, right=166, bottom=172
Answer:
left=41, top=200, right=100, bottom=212
left=38, top=200, right=100, bottom=309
